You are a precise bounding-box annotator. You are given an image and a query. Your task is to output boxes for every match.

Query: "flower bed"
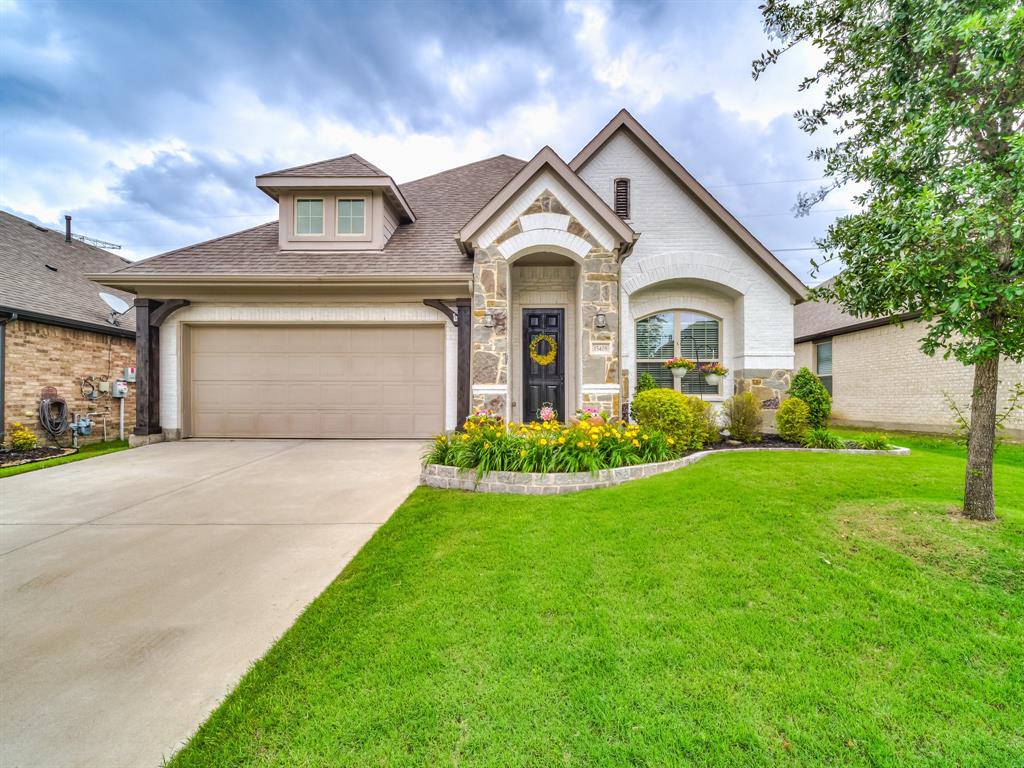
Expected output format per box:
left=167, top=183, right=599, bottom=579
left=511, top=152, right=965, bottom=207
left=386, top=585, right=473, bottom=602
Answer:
left=424, top=414, right=681, bottom=476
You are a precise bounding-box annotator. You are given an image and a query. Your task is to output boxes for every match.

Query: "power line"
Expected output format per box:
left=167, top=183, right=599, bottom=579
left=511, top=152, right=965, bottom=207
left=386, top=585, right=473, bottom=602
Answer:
left=77, top=212, right=274, bottom=224
left=770, top=246, right=823, bottom=252
left=706, top=176, right=827, bottom=189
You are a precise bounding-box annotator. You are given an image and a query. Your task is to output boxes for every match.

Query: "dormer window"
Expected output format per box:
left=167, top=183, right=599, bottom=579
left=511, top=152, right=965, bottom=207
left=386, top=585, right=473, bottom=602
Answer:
left=614, top=178, right=630, bottom=219
left=295, top=198, right=324, bottom=235
left=337, top=198, right=366, bottom=235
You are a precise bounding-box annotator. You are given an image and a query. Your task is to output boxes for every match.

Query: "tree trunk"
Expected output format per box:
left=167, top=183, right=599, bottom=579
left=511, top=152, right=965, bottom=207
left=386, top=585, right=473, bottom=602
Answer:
left=963, top=356, right=999, bottom=521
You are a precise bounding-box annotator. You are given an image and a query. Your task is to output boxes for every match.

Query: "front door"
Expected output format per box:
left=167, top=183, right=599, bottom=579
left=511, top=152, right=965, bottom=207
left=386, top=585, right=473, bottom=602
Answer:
left=522, top=308, right=565, bottom=420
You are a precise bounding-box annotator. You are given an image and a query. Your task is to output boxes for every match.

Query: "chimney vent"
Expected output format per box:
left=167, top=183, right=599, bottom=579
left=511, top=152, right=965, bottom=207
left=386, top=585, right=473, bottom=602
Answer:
left=65, top=215, right=72, bottom=243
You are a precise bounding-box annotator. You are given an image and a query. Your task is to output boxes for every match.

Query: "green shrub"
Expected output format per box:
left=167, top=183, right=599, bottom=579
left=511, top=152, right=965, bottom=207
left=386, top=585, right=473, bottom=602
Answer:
left=688, top=396, right=721, bottom=446
left=853, top=433, right=892, bottom=450
left=776, top=397, right=811, bottom=443
left=9, top=422, right=38, bottom=452
left=789, top=367, right=831, bottom=428
left=803, top=428, right=846, bottom=450
left=635, top=372, right=658, bottom=394
left=632, top=388, right=707, bottom=450
left=722, top=392, right=762, bottom=443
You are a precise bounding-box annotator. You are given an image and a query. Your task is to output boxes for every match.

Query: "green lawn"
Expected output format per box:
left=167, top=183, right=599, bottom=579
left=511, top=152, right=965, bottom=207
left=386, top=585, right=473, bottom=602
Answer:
left=171, top=435, right=1024, bottom=767
left=0, top=439, right=129, bottom=478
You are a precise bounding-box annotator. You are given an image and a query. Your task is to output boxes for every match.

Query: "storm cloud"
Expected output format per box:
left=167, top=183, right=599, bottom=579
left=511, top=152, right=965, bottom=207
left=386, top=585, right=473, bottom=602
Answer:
left=0, top=0, right=842, bottom=281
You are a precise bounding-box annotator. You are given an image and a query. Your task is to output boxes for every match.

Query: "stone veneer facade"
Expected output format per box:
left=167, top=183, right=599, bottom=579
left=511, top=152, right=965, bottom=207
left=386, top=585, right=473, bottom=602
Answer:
left=472, top=190, right=621, bottom=421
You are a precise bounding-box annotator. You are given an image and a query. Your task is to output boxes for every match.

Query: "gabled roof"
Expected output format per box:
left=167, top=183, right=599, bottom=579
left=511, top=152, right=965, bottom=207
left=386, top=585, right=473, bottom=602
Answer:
left=255, top=152, right=415, bottom=223
left=571, top=109, right=807, bottom=300
left=100, top=155, right=526, bottom=285
left=259, top=153, right=388, bottom=178
left=458, top=146, right=636, bottom=252
left=0, top=210, right=135, bottom=336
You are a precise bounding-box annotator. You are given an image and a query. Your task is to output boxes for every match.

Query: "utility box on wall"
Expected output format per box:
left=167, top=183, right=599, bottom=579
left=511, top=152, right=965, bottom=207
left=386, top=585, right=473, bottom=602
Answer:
left=112, top=380, right=129, bottom=398
left=123, top=366, right=137, bottom=383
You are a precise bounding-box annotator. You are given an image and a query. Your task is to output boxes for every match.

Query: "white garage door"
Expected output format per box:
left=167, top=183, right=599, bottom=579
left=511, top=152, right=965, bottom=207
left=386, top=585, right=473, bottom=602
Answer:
left=189, top=325, right=444, bottom=438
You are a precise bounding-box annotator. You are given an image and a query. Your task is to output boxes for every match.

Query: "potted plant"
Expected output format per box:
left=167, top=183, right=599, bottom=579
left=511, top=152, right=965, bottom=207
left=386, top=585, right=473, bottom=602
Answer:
left=663, top=357, right=696, bottom=380
left=698, top=362, right=729, bottom=385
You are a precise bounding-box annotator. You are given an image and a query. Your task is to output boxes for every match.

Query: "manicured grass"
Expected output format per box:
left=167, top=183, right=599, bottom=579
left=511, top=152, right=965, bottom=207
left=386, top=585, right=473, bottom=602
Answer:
left=0, top=439, right=129, bottom=478
left=171, top=435, right=1024, bottom=767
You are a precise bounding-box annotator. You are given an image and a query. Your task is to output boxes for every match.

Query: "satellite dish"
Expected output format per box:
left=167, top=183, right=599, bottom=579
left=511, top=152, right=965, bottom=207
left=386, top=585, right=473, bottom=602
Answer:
left=99, top=292, right=131, bottom=326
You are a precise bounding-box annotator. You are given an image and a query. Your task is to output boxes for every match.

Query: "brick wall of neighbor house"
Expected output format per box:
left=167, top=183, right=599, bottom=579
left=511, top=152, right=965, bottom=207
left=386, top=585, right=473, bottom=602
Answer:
left=796, top=320, right=1024, bottom=439
left=576, top=129, right=796, bottom=404
left=3, top=319, right=136, bottom=446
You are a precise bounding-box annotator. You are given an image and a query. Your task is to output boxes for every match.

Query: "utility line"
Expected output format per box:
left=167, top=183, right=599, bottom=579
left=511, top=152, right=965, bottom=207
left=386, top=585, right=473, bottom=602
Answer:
left=705, top=176, right=827, bottom=189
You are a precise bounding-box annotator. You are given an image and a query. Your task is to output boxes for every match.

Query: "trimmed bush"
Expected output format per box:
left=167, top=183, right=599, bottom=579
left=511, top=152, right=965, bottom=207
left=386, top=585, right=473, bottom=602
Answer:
left=632, top=388, right=708, bottom=450
left=9, top=422, right=38, bottom=452
left=777, top=397, right=811, bottom=443
left=688, top=396, right=721, bottom=446
left=803, top=428, right=847, bottom=450
left=789, top=367, right=831, bottom=428
left=635, top=372, right=658, bottom=394
left=722, top=392, right=762, bottom=443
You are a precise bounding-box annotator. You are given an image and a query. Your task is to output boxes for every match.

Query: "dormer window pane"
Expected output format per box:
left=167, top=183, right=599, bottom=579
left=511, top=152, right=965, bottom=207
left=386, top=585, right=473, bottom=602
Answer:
left=296, top=199, right=323, bottom=235
left=337, top=199, right=365, bottom=235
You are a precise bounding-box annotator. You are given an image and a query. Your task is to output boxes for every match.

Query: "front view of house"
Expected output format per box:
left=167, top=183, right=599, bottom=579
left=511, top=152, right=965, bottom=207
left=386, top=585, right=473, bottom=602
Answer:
left=94, top=110, right=805, bottom=441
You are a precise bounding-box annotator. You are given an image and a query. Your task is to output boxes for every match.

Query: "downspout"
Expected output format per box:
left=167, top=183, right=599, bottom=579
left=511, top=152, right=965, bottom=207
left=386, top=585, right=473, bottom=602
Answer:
left=0, top=311, right=17, bottom=445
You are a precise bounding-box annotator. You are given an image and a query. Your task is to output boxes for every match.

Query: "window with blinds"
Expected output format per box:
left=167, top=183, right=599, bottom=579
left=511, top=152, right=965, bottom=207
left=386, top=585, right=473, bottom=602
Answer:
left=614, top=178, right=630, bottom=219
left=815, top=340, right=833, bottom=395
left=636, top=310, right=722, bottom=395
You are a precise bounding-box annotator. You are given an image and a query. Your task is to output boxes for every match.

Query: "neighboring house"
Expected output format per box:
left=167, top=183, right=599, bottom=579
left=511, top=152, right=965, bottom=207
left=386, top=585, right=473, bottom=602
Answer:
left=93, top=109, right=805, bottom=442
left=1, top=211, right=137, bottom=445
left=795, top=287, right=1024, bottom=439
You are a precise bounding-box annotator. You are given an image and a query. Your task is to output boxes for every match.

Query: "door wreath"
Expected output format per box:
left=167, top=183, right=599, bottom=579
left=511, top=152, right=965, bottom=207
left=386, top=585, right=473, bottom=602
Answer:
left=529, top=334, right=558, bottom=366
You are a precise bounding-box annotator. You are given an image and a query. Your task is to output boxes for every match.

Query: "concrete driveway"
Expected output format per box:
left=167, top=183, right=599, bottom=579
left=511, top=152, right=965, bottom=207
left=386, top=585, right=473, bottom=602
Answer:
left=0, top=439, right=424, bottom=768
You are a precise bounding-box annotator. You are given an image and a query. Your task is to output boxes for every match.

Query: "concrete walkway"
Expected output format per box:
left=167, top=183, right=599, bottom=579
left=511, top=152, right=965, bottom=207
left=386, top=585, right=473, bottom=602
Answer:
left=0, top=439, right=423, bottom=768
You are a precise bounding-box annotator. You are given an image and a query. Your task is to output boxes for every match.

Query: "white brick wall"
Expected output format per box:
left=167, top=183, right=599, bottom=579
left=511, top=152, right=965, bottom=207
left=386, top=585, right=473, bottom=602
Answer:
left=577, top=130, right=796, bottom=385
left=797, top=320, right=1024, bottom=438
left=159, top=303, right=458, bottom=432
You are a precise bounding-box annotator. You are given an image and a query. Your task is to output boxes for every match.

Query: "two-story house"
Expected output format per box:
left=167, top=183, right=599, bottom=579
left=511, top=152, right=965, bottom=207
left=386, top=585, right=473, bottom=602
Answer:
left=94, top=110, right=806, bottom=441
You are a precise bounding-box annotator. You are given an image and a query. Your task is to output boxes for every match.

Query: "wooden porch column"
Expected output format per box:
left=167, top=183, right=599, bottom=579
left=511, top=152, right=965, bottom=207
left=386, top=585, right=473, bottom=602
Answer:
left=456, top=298, right=471, bottom=428
left=133, top=299, right=162, bottom=436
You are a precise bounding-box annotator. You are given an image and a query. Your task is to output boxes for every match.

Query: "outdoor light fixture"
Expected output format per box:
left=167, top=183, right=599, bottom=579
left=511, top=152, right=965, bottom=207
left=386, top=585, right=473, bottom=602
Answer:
left=594, top=312, right=607, bottom=329
left=484, top=311, right=495, bottom=328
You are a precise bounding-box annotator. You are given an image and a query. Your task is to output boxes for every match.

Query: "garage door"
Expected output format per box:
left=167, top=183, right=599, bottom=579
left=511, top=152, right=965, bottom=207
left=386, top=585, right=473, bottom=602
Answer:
left=189, top=325, right=444, bottom=438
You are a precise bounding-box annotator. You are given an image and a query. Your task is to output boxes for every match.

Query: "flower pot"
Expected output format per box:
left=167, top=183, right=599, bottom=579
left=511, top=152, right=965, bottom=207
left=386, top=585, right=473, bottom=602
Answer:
left=670, top=367, right=690, bottom=380
left=587, top=416, right=605, bottom=426
left=704, top=373, right=723, bottom=385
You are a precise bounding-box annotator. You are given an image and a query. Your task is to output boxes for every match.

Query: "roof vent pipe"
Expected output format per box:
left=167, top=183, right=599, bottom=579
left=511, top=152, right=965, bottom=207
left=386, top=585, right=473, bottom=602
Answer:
left=65, top=215, right=72, bottom=243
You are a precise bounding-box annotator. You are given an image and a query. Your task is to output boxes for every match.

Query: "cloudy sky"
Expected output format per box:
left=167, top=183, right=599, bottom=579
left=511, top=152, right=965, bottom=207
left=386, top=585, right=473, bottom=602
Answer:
left=0, top=0, right=847, bottom=283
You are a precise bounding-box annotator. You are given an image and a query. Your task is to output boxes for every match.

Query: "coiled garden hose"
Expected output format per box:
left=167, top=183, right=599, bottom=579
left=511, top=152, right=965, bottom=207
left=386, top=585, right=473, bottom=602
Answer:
left=39, top=397, right=70, bottom=443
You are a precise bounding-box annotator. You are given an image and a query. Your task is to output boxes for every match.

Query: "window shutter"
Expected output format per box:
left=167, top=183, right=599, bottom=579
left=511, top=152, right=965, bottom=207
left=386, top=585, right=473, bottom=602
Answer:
left=614, top=178, right=630, bottom=219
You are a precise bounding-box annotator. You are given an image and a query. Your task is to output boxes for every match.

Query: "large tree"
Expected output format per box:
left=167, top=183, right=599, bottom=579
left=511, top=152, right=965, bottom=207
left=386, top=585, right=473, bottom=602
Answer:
left=755, top=0, right=1024, bottom=520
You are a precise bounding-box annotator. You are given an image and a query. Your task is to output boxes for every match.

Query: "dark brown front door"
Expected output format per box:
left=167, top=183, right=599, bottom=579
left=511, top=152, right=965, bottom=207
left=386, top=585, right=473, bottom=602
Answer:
left=522, top=308, right=565, bottom=419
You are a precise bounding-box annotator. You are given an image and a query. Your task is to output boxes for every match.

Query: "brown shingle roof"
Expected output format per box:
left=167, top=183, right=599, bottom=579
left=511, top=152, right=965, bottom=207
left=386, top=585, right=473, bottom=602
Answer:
left=0, top=210, right=135, bottom=334
left=794, top=277, right=915, bottom=341
left=114, top=154, right=527, bottom=276
left=258, top=153, right=389, bottom=178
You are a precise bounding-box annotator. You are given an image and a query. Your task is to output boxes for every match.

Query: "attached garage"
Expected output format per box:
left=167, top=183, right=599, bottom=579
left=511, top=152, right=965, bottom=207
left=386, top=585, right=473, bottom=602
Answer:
left=188, top=324, right=444, bottom=438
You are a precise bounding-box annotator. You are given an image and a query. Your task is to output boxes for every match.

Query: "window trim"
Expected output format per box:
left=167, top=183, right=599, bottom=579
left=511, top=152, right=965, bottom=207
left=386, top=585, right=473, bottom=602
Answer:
left=613, top=177, right=630, bottom=220
left=294, top=197, right=325, bottom=237
left=335, top=196, right=368, bottom=237
left=635, top=309, right=724, bottom=397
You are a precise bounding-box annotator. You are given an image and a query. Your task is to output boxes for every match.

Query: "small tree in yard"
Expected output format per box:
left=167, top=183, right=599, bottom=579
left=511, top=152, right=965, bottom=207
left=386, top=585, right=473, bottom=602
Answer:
left=755, top=0, right=1024, bottom=520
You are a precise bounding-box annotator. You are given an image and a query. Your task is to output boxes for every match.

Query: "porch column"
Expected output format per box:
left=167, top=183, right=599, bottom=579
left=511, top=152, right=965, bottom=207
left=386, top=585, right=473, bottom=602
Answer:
left=455, top=298, right=471, bottom=427
left=471, top=249, right=510, bottom=420
left=133, top=299, right=162, bottom=436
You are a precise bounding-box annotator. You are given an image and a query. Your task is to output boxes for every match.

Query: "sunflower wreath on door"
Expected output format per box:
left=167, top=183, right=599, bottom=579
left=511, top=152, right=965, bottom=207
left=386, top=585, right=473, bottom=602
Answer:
left=529, top=334, right=558, bottom=366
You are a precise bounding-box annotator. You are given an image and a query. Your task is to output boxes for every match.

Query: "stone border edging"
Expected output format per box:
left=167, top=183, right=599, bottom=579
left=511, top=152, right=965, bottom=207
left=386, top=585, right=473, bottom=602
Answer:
left=421, top=445, right=910, bottom=495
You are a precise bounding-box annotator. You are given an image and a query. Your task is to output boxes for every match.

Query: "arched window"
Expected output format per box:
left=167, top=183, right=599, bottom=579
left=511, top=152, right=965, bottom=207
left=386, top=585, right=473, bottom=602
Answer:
left=635, top=310, right=721, bottom=394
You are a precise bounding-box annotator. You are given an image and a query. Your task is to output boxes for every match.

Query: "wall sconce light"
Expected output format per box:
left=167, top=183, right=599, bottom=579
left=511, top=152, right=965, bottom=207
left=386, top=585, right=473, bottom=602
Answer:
left=594, top=312, right=607, bottom=329
left=483, top=311, right=495, bottom=328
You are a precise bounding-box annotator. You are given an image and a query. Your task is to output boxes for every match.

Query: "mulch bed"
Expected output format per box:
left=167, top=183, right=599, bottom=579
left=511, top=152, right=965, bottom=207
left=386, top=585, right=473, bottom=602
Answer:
left=710, top=434, right=800, bottom=450
left=0, top=446, right=76, bottom=468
